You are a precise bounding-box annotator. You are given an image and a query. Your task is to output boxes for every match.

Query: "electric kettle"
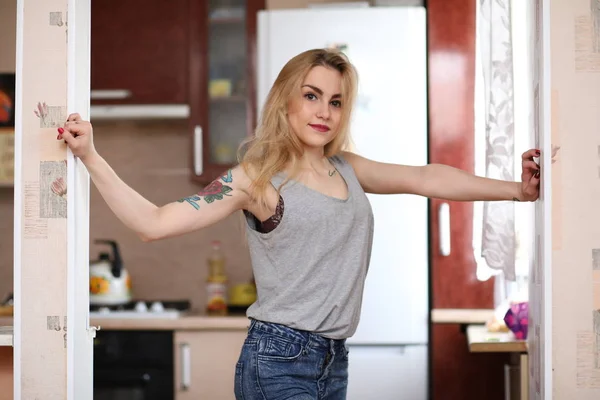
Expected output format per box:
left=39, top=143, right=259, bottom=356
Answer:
left=89, top=239, right=132, bottom=305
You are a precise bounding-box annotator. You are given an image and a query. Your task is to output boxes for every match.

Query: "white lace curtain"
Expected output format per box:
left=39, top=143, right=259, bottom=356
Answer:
left=474, top=0, right=517, bottom=282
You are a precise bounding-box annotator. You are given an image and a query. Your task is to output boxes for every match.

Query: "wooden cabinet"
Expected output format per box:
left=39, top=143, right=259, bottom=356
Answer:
left=90, top=0, right=190, bottom=105
left=90, top=0, right=265, bottom=184
left=174, top=330, right=247, bottom=400
left=188, top=0, right=264, bottom=184
left=0, top=347, right=12, bottom=400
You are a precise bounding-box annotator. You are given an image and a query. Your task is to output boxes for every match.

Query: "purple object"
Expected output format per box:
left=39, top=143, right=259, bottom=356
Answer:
left=503, top=302, right=529, bottom=340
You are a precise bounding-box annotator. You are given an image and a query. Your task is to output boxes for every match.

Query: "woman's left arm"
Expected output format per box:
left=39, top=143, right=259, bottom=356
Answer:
left=342, top=149, right=540, bottom=202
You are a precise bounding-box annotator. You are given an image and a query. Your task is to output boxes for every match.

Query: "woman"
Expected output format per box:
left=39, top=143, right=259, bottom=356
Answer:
left=58, top=49, right=540, bottom=399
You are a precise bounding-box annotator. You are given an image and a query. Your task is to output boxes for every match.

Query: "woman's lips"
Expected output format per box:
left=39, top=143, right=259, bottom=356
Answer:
left=308, top=124, right=330, bottom=132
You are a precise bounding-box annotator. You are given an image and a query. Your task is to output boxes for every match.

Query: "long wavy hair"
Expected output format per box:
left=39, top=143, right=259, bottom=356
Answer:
left=239, top=48, right=358, bottom=209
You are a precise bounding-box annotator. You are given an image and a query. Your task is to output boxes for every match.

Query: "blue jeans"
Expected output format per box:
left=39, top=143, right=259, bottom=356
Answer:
left=234, top=319, right=349, bottom=399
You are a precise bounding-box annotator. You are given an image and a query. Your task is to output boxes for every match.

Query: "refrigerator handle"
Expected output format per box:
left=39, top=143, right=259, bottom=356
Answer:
left=438, top=203, right=451, bottom=256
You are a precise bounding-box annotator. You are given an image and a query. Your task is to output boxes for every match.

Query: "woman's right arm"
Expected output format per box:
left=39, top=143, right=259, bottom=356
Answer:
left=59, top=113, right=251, bottom=242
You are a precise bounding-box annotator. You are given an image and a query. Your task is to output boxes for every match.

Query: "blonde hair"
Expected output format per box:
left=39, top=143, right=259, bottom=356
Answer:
left=239, top=48, right=358, bottom=209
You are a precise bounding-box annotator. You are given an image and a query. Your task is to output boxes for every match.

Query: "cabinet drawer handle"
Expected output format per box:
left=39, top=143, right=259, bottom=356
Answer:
left=194, top=125, right=203, bottom=176
left=439, top=203, right=451, bottom=256
left=180, top=343, right=191, bottom=391
left=90, top=89, right=132, bottom=100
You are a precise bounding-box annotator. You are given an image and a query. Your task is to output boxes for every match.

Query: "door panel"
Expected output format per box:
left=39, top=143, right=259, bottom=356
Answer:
left=347, top=345, right=427, bottom=400
left=427, top=0, right=502, bottom=399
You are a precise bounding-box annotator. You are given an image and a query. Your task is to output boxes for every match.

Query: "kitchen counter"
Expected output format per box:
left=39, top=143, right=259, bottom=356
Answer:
left=467, top=324, right=528, bottom=400
left=0, top=313, right=250, bottom=336
left=91, top=314, right=250, bottom=330
left=466, top=324, right=527, bottom=353
left=430, top=308, right=529, bottom=400
left=430, top=308, right=495, bottom=324
left=0, top=327, right=12, bottom=347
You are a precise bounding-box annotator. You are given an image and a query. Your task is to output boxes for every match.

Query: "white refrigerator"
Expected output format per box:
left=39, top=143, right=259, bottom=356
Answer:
left=257, top=7, right=429, bottom=400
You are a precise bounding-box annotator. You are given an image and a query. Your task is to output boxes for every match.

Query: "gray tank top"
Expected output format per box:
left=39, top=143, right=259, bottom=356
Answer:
left=244, top=155, right=375, bottom=339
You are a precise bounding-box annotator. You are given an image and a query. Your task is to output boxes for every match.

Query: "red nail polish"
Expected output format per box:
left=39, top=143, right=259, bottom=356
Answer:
left=58, top=127, right=64, bottom=134
left=57, top=134, right=61, bottom=140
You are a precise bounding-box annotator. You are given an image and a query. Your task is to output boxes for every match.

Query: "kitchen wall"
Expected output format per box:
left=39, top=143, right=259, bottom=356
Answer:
left=550, top=0, right=600, bottom=398
left=0, top=121, right=255, bottom=313
left=0, top=0, right=16, bottom=72
left=86, top=120, right=254, bottom=312
left=0, top=0, right=253, bottom=312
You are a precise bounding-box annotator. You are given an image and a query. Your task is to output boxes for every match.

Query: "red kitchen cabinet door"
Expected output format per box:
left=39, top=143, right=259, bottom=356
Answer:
left=427, top=0, right=506, bottom=399
left=90, top=0, right=190, bottom=105
left=189, top=0, right=265, bottom=185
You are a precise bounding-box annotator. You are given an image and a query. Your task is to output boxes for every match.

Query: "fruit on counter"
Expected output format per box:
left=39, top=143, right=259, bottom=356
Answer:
left=486, top=315, right=509, bottom=333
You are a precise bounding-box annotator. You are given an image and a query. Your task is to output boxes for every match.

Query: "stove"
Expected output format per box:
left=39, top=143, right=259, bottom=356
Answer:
left=89, top=300, right=191, bottom=319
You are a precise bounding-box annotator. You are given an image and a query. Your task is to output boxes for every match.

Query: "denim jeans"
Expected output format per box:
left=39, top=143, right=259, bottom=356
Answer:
left=234, top=319, right=349, bottom=400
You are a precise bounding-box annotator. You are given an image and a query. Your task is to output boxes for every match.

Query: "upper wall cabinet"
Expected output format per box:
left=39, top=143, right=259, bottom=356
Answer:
left=189, top=0, right=263, bottom=183
left=90, top=0, right=264, bottom=183
left=90, top=0, right=191, bottom=117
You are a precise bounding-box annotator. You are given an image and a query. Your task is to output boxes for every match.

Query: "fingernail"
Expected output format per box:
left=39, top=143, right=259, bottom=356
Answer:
left=58, top=127, right=64, bottom=134
left=535, top=171, right=540, bottom=178
left=535, top=150, right=540, bottom=155
left=56, top=134, right=61, bottom=140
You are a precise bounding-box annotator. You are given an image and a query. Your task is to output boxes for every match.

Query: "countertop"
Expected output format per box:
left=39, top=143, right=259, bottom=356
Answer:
left=430, top=308, right=495, bottom=324
left=0, top=327, right=12, bottom=347
left=0, top=313, right=250, bottom=346
left=89, top=314, right=250, bottom=330
left=466, top=324, right=527, bottom=353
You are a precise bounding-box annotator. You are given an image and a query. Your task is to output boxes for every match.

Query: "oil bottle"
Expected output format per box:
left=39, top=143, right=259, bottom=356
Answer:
left=206, top=240, right=228, bottom=316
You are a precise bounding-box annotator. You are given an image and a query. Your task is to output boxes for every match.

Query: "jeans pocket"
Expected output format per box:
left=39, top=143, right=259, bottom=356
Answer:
left=234, top=362, right=245, bottom=400
left=342, top=344, right=350, bottom=360
left=257, top=336, right=305, bottom=362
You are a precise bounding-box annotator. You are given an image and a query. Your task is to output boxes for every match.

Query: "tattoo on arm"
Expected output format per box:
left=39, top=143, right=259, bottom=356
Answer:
left=177, top=170, right=234, bottom=210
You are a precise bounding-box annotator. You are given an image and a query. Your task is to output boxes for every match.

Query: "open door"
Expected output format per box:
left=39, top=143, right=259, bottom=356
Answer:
left=528, top=0, right=553, bottom=399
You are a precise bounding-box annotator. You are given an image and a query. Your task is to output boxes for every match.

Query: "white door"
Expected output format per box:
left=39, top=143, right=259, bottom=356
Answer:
left=528, top=0, right=552, bottom=398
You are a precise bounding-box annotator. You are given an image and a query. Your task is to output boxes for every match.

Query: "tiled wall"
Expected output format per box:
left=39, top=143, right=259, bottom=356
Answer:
left=0, top=119, right=254, bottom=312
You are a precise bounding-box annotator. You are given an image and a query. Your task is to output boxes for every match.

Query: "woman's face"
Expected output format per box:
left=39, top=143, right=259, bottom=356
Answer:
left=287, top=66, right=343, bottom=150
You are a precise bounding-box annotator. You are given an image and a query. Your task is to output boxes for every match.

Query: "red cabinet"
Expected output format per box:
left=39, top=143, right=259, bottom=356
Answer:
left=188, top=0, right=264, bottom=184
left=427, top=0, right=507, bottom=398
left=91, top=0, right=190, bottom=105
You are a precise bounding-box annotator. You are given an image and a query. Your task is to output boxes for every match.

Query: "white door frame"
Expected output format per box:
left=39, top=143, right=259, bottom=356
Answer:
left=13, top=1, right=93, bottom=398
left=67, top=0, right=95, bottom=398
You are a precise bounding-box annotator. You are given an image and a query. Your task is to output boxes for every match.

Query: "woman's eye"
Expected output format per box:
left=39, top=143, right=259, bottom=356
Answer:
left=304, top=93, right=317, bottom=101
left=331, top=100, right=342, bottom=108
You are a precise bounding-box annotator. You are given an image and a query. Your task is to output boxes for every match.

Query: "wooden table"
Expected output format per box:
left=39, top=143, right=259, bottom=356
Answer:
left=466, top=324, right=527, bottom=353
left=466, top=324, right=528, bottom=400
